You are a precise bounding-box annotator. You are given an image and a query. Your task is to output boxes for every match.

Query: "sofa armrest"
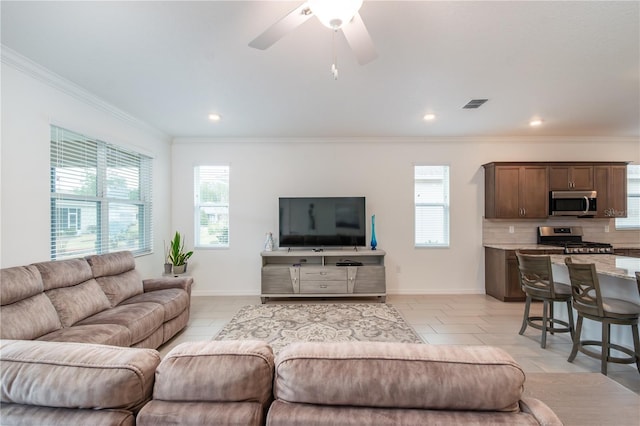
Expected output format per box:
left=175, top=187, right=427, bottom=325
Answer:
left=519, top=397, right=563, bottom=426
left=0, top=339, right=160, bottom=411
left=143, top=276, right=193, bottom=296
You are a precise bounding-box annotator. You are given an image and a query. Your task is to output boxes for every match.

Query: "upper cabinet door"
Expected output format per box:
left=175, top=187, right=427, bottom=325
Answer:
left=594, top=165, right=627, bottom=217
left=485, top=164, right=548, bottom=219
left=494, top=166, right=521, bottom=218
left=520, top=166, right=549, bottom=218
left=549, top=166, right=594, bottom=190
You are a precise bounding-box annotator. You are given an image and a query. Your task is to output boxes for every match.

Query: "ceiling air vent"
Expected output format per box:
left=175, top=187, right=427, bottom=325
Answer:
left=462, top=99, right=488, bottom=109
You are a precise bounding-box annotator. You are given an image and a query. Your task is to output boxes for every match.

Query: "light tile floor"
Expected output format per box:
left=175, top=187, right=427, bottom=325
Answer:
left=160, top=294, right=640, bottom=394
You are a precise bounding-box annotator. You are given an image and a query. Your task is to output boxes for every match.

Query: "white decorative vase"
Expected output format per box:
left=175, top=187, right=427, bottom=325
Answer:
left=264, top=232, right=274, bottom=251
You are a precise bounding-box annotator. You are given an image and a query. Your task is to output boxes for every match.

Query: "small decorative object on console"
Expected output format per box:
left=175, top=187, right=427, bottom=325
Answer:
left=370, top=214, right=377, bottom=250
left=264, top=232, right=274, bottom=251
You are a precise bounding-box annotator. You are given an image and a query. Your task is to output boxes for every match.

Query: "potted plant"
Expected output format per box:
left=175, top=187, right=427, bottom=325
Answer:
left=163, top=241, right=173, bottom=274
left=168, top=231, right=194, bottom=274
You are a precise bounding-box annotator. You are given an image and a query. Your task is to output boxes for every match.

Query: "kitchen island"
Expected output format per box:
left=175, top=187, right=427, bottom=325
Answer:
left=549, top=254, right=640, bottom=362
left=549, top=254, right=640, bottom=304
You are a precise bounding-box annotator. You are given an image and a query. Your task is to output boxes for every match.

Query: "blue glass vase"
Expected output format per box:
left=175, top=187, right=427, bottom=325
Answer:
left=370, top=214, right=377, bottom=250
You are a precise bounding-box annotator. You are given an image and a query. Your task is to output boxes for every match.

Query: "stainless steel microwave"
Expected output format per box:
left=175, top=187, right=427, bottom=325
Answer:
left=549, top=191, right=597, bottom=216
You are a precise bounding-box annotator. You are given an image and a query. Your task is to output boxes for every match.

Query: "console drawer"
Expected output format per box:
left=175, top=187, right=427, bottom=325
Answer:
left=300, top=267, right=346, bottom=281
left=300, top=281, right=347, bottom=294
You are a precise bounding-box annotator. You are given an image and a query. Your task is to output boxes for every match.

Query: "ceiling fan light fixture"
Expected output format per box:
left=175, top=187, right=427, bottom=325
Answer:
left=308, top=0, right=363, bottom=29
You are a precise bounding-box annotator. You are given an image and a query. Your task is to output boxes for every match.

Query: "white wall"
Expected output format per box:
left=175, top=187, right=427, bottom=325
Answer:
left=1, top=55, right=172, bottom=277
left=171, top=137, right=639, bottom=296
left=2, top=50, right=638, bottom=292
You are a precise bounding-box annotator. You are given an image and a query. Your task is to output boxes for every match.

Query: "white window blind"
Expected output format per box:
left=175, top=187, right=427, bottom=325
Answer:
left=50, top=126, right=152, bottom=259
left=195, top=165, right=230, bottom=247
left=415, top=165, right=450, bottom=247
left=616, top=164, right=640, bottom=230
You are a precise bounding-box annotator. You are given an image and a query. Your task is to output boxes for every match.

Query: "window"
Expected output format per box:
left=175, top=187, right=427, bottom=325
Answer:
left=616, top=164, right=640, bottom=230
left=50, top=126, right=152, bottom=260
left=195, top=165, right=229, bottom=247
left=415, top=165, right=450, bottom=247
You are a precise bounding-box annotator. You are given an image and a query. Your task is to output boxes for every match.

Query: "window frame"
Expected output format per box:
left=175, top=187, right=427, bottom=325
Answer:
left=50, top=125, right=152, bottom=260
left=194, top=165, right=230, bottom=249
left=414, top=164, right=450, bottom=248
left=615, top=164, right=640, bottom=230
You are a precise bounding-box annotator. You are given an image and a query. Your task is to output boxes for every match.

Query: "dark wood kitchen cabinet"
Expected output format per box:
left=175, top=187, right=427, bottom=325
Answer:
left=549, top=165, right=594, bottom=190
left=485, top=247, right=564, bottom=302
left=483, top=163, right=548, bottom=219
left=594, top=164, right=627, bottom=217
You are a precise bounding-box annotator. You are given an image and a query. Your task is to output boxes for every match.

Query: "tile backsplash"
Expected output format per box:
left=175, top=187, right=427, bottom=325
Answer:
left=483, top=218, right=640, bottom=245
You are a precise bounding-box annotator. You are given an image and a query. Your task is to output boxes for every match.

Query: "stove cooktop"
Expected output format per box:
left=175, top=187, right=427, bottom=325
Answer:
left=537, top=226, right=613, bottom=254
left=545, top=241, right=614, bottom=254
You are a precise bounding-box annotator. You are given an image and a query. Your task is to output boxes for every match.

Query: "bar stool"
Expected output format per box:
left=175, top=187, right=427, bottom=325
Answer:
left=565, top=257, right=640, bottom=375
left=516, top=252, right=574, bottom=348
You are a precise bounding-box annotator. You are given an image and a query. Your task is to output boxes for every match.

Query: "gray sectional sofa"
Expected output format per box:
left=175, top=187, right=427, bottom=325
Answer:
left=0, top=252, right=561, bottom=425
left=0, top=339, right=562, bottom=425
left=0, top=250, right=192, bottom=348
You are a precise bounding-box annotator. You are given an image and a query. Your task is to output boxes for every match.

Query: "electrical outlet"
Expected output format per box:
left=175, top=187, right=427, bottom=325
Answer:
left=509, top=225, right=515, bottom=234
left=604, top=224, right=610, bottom=233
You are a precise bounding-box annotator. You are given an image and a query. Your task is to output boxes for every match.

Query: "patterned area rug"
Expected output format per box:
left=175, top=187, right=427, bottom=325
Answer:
left=214, top=303, right=424, bottom=354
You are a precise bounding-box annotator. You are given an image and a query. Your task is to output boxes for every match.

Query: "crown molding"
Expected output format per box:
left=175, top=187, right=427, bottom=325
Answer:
left=1, top=45, right=168, bottom=141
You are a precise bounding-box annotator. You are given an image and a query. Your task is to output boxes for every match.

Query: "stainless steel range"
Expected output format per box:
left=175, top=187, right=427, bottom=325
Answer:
left=537, top=226, right=614, bottom=254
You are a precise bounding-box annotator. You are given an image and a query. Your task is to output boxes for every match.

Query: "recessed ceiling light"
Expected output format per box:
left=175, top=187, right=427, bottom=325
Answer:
left=423, top=113, right=436, bottom=121
left=529, top=118, right=543, bottom=127
left=208, top=113, right=221, bottom=121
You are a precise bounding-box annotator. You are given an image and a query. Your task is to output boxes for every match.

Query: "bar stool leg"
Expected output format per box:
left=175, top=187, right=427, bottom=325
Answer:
left=549, top=302, right=555, bottom=335
left=602, top=321, right=610, bottom=375
left=519, top=295, right=531, bottom=335
left=566, top=300, right=575, bottom=340
left=568, top=314, right=583, bottom=362
left=541, top=300, right=549, bottom=348
left=632, top=323, right=640, bottom=374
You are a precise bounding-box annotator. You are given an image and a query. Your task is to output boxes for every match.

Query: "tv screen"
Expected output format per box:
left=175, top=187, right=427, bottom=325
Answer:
left=279, top=197, right=366, bottom=248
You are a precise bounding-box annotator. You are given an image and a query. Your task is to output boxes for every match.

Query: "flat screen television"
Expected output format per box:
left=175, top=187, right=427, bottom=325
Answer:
left=279, top=197, right=366, bottom=248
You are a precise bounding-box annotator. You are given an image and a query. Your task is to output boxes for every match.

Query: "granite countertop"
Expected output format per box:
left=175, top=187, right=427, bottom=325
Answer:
left=484, top=243, right=640, bottom=251
left=483, top=243, right=562, bottom=250
left=611, top=243, right=640, bottom=250
left=549, top=254, right=640, bottom=281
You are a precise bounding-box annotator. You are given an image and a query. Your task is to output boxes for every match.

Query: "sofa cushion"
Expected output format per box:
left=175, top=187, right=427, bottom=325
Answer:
left=0, top=404, right=135, bottom=426
left=38, top=323, right=132, bottom=347
left=75, top=302, right=164, bottom=344
left=266, top=401, right=545, bottom=426
left=45, top=279, right=111, bottom=327
left=86, top=251, right=136, bottom=278
left=120, top=288, right=189, bottom=322
left=274, top=342, right=525, bottom=412
left=0, top=265, right=44, bottom=305
left=0, top=265, right=62, bottom=340
left=95, top=270, right=144, bottom=307
left=0, top=340, right=160, bottom=411
left=138, top=401, right=265, bottom=426
left=153, top=341, right=274, bottom=406
left=34, top=258, right=94, bottom=291
left=0, top=293, right=62, bottom=340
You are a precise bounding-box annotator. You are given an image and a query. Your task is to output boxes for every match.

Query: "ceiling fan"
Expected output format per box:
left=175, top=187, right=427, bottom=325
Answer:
left=248, top=0, right=378, bottom=66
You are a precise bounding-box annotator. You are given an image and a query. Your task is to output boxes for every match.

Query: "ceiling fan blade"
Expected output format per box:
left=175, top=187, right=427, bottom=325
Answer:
left=341, top=12, right=378, bottom=65
left=249, top=3, right=313, bottom=50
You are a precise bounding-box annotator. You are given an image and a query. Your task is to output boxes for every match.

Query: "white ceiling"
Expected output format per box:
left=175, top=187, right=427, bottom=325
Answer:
left=1, top=1, right=639, bottom=138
